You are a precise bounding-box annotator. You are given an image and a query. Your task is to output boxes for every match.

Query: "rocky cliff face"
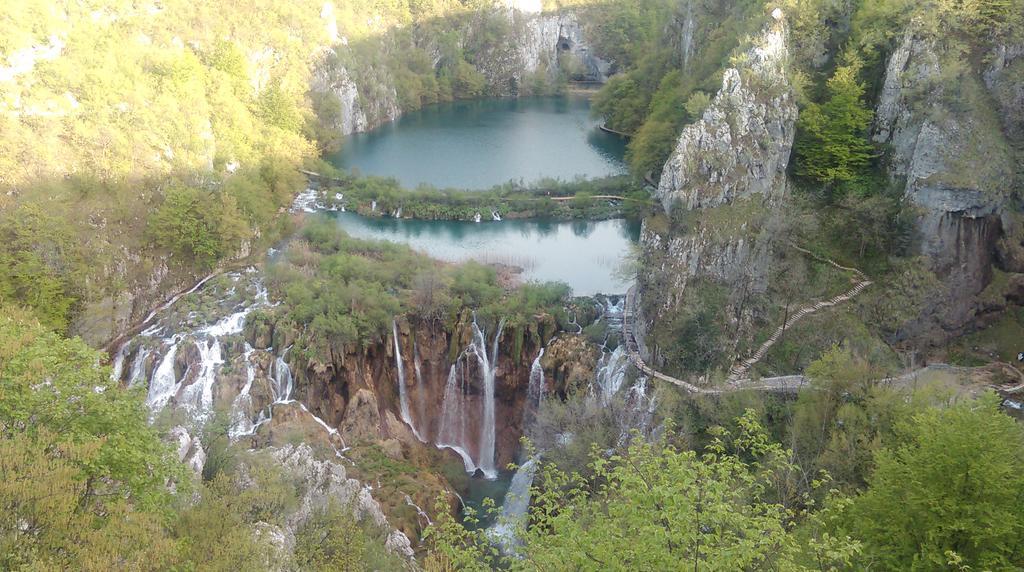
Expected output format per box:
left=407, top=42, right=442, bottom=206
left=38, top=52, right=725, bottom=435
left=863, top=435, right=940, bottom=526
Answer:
left=873, top=29, right=1023, bottom=345
left=638, top=12, right=797, bottom=374
left=311, top=6, right=610, bottom=137
left=284, top=313, right=553, bottom=472
left=655, top=12, right=796, bottom=213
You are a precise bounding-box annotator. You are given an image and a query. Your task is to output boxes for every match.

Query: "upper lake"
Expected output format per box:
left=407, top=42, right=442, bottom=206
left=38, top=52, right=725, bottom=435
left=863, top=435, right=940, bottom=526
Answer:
left=328, top=95, right=627, bottom=189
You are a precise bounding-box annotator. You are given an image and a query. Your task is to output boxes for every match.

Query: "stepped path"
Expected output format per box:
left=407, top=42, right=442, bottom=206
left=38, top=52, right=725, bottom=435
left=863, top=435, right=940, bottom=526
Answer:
left=623, top=285, right=809, bottom=394
left=623, top=245, right=873, bottom=394
left=725, top=245, right=873, bottom=383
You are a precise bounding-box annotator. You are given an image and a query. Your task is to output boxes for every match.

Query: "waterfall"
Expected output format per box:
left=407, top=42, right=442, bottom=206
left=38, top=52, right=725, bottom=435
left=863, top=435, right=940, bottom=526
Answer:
left=437, top=363, right=477, bottom=473
left=127, top=347, right=151, bottom=387
left=477, top=317, right=505, bottom=479
left=229, top=344, right=257, bottom=438
left=371, top=200, right=377, bottom=212
left=594, top=345, right=629, bottom=404
left=681, top=0, right=695, bottom=71
left=177, top=337, right=224, bottom=422
left=527, top=349, right=545, bottom=408
left=273, top=347, right=293, bottom=403
left=110, top=344, right=128, bottom=382
left=474, top=212, right=482, bottom=223
left=492, top=211, right=502, bottom=221
left=435, top=317, right=505, bottom=479
left=392, top=321, right=424, bottom=442
left=147, top=342, right=179, bottom=412
left=490, top=457, right=538, bottom=553
left=394, top=207, right=402, bottom=218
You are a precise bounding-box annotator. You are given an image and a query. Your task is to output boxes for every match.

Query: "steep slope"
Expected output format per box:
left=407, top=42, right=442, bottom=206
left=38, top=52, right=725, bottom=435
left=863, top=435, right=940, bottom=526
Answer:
left=637, top=10, right=798, bottom=379
left=872, top=28, right=1024, bottom=345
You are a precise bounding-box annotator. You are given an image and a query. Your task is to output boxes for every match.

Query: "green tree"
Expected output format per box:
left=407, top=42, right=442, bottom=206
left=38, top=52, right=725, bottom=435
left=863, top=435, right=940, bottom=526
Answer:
left=148, top=185, right=228, bottom=266
left=844, top=393, right=1024, bottom=570
left=795, top=62, right=875, bottom=187
left=426, top=413, right=861, bottom=570
left=0, top=307, right=183, bottom=569
left=294, top=499, right=408, bottom=571
left=0, top=205, right=83, bottom=332
left=0, top=306, right=182, bottom=508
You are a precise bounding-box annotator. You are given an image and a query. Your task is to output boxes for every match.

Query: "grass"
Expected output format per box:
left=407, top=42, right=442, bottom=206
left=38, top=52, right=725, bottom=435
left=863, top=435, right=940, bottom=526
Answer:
left=950, top=306, right=1024, bottom=366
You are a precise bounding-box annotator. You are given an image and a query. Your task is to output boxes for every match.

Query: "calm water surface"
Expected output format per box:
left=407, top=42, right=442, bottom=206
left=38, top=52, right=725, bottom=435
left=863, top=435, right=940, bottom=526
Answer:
left=329, top=96, right=627, bottom=189
left=332, top=212, right=639, bottom=296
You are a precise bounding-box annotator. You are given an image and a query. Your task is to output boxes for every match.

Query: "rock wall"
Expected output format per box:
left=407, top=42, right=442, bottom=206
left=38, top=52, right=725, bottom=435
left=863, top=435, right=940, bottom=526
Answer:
left=654, top=11, right=797, bottom=213
left=873, top=29, right=1022, bottom=344
left=638, top=11, right=797, bottom=372
left=311, top=7, right=610, bottom=137
left=263, top=313, right=554, bottom=472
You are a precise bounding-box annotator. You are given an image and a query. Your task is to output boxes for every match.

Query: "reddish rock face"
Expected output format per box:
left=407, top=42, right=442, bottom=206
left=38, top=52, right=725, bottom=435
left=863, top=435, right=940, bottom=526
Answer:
left=286, top=314, right=555, bottom=471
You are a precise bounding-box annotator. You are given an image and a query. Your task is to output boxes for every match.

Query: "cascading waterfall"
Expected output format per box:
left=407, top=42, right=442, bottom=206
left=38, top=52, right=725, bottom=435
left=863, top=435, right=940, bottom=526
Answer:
left=489, top=457, right=538, bottom=552
left=110, top=344, right=128, bottom=382
left=392, top=321, right=424, bottom=442
left=177, top=336, right=225, bottom=422
left=436, top=363, right=476, bottom=472
left=273, top=347, right=293, bottom=403
left=527, top=348, right=545, bottom=408
left=478, top=317, right=504, bottom=478
left=371, top=200, right=377, bottom=212
left=492, top=211, right=501, bottom=221
left=593, top=345, right=629, bottom=404
left=229, top=344, right=257, bottom=438
left=127, top=346, right=151, bottom=388
left=435, top=317, right=505, bottom=479
left=147, top=343, right=180, bottom=412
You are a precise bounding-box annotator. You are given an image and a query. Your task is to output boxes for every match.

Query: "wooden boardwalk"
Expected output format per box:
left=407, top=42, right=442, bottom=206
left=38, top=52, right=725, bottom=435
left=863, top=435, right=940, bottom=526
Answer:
left=726, top=247, right=873, bottom=382
left=622, top=286, right=808, bottom=394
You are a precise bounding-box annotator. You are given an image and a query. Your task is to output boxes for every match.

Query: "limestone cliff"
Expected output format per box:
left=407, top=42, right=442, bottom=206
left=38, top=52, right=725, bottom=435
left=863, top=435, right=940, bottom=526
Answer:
left=311, top=6, right=610, bottom=137
left=638, top=11, right=797, bottom=377
left=654, top=12, right=796, bottom=213
left=872, top=29, right=1023, bottom=344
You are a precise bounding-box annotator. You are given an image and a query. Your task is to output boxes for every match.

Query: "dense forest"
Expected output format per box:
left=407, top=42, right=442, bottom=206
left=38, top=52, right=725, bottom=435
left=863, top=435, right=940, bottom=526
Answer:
left=2, top=0, right=1024, bottom=570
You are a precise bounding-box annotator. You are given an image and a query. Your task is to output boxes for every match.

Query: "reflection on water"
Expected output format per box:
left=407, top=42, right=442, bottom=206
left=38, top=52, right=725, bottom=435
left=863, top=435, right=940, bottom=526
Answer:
left=329, top=96, right=628, bottom=189
left=332, top=212, right=641, bottom=296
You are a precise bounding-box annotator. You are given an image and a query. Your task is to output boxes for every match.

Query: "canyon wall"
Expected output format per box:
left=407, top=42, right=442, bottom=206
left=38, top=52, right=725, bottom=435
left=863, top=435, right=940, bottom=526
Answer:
left=310, top=6, right=611, bottom=138
left=638, top=11, right=797, bottom=375
left=872, top=28, right=1023, bottom=345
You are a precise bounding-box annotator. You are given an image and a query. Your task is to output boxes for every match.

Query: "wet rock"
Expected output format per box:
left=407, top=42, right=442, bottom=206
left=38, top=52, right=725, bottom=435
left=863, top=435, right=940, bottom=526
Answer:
left=339, top=388, right=382, bottom=444
left=873, top=28, right=1021, bottom=344
left=169, top=425, right=205, bottom=475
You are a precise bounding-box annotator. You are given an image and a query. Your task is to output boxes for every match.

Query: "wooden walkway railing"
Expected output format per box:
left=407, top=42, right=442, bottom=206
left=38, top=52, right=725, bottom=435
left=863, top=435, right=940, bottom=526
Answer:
left=623, top=286, right=808, bottom=394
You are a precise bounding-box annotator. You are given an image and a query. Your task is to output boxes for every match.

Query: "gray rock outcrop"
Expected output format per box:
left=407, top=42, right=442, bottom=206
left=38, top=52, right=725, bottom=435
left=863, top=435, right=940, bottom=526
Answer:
left=873, top=29, right=1020, bottom=343
left=655, top=11, right=797, bottom=213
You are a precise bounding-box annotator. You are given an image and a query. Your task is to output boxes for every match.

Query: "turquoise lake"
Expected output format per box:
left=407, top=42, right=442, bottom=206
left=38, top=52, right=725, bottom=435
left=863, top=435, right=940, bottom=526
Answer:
left=329, top=96, right=627, bottom=189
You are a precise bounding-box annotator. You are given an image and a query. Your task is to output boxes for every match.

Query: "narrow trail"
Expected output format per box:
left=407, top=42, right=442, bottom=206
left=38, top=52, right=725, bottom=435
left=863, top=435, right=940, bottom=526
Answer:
left=622, top=245, right=871, bottom=393
left=726, top=246, right=873, bottom=383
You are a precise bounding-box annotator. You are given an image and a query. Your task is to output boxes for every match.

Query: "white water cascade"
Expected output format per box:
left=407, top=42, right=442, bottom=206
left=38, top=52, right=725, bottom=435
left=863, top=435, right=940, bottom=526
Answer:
left=489, top=457, right=538, bottom=552
left=594, top=345, right=629, bottom=404
left=492, top=211, right=502, bottom=221
left=392, top=321, right=424, bottom=442
left=527, top=348, right=545, bottom=407
left=435, top=317, right=505, bottom=479
left=437, top=363, right=475, bottom=471
left=273, top=347, right=293, bottom=403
